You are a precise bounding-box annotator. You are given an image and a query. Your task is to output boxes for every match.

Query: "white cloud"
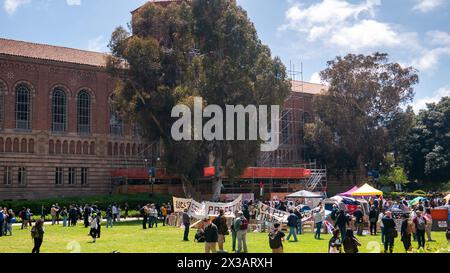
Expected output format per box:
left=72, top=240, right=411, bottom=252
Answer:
left=411, top=47, right=450, bottom=71
left=427, top=30, right=450, bottom=45
left=87, top=36, right=107, bottom=52
left=412, top=0, right=444, bottom=13
left=411, top=86, right=450, bottom=113
left=329, top=19, right=401, bottom=50
left=279, top=0, right=417, bottom=52
left=66, top=0, right=81, bottom=6
left=309, top=72, right=322, bottom=84
left=4, top=0, right=30, bottom=14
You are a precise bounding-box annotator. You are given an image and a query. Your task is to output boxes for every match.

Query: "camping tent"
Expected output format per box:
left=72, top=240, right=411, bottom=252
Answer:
left=339, top=186, right=359, bottom=197
left=287, top=190, right=323, bottom=198
left=350, top=183, right=383, bottom=197
left=444, top=193, right=450, bottom=204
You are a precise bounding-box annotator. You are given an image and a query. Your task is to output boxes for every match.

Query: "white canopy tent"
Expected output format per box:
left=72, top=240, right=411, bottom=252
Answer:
left=287, top=190, right=323, bottom=198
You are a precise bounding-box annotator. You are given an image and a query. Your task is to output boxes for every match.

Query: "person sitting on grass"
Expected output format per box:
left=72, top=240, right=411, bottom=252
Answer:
left=328, top=229, right=342, bottom=253
left=269, top=223, right=285, bottom=253
left=343, top=229, right=361, bottom=253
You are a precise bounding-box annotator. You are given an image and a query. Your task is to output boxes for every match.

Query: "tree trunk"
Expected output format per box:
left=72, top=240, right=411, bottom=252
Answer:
left=211, top=178, right=222, bottom=202
left=181, top=175, right=194, bottom=199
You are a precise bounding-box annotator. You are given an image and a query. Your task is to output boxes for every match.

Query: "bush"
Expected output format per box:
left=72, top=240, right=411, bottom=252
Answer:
left=0, top=193, right=171, bottom=216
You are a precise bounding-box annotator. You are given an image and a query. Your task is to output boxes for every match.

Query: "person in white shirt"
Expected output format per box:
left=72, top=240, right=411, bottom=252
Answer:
left=111, top=205, right=118, bottom=222
left=378, top=209, right=385, bottom=244
left=314, top=204, right=325, bottom=239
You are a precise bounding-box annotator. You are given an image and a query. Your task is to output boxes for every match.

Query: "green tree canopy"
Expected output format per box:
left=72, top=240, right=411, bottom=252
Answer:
left=107, top=0, right=290, bottom=200
left=305, top=53, right=419, bottom=175
left=403, top=96, right=450, bottom=185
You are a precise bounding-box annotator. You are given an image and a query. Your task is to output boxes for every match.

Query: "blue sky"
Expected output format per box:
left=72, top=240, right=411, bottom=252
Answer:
left=1, top=0, right=450, bottom=112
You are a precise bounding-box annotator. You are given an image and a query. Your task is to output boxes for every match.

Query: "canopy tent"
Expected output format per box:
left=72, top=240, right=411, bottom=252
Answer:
left=409, top=196, right=426, bottom=206
left=287, top=190, right=323, bottom=199
left=350, top=183, right=383, bottom=197
left=444, top=193, right=450, bottom=204
left=339, top=186, right=359, bottom=197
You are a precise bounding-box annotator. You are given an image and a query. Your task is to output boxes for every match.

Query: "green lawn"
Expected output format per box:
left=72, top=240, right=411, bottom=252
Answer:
left=0, top=221, right=448, bottom=253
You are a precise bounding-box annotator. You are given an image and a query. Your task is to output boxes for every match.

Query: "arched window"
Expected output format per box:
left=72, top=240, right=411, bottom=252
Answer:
left=52, top=88, right=67, bottom=133
left=15, top=84, right=32, bottom=130
left=0, top=80, right=5, bottom=131
left=109, top=95, right=123, bottom=136
left=77, top=90, right=91, bottom=134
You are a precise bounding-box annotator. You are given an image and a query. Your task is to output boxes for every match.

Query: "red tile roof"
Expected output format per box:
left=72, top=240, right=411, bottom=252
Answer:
left=0, top=38, right=108, bottom=67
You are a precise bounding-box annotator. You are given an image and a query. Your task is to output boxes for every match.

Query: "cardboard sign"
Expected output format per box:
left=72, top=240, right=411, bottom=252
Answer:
left=188, top=199, right=206, bottom=219
left=256, top=203, right=290, bottom=223
left=173, top=197, right=192, bottom=213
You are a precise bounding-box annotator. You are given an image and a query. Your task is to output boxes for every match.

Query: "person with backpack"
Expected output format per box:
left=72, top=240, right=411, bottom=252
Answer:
left=204, top=217, right=219, bottom=253
left=382, top=211, right=396, bottom=253
left=31, top=219, right=44, bottom=253
left=269, top=223, right=285, bottom=253
left=234, top=211, right=248, bottom=253
left=413, top=211, right=427, bottom=249
left=343, top=229, right=361, bottom=253
left=286, top=210, right=299, bottom=242
left=401, top=213, right=413, bottom=252
left=213, top=209, right=229, bottom=253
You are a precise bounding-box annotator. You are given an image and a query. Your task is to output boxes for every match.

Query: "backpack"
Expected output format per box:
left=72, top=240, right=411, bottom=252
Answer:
left=416, top=217, right=426, bottom=230
left=240, top=217, right=248, bottom=230
left=269, top=231, right=282, bottom=249
left=195, top=230, right=206, bottom=243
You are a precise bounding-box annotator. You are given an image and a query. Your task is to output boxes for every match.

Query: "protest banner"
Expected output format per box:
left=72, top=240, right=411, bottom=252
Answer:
left=220, top=193, right=254, bottom=202
left=204, top=195, right=242, bottom=217
left=172, top=197, right=192, bottom=213
left=256, top=203, right=290, bottom=223
left=188, top=199, right=206, bottom=219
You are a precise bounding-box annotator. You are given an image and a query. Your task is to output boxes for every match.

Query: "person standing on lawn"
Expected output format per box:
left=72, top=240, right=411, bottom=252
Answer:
left=353, top=206, right=364, bottom=236
left=334, top=210, right=350, bottom=241
left=106, top=206, right=113, bottom=228
left=369, top=205, right=379, bottom=235
left=60, top=207, right=68, bottom=227
left=124, top=203, right=129, bottom=219
left=141, top=204, right=149, bottom=229
left=55, top=203, right=61, bottom=225
left=213, top=209, right=229, bottom=253
left=83, top=204, right=91, bottom=228
left=413, top=211, right=427, bottom=249
left=314, top=205, right=325, bottom=240
left=89, top=212, right=99, bottom=243
left=269, top=223, right=285, bottom=253
left=182, top=209, right=191, bottom=241
left=204, top=218, right=219, bottom=253
left=112, top=204, right=118, bottom=223
left=69, top=205, right=77, bottom=226
left=423, top=209, right=435, bottom=242
left=286, top=210, right=299, bottom=242
left=231, top=210, right=239, bottom=252
left=161, top=204, right=168, bottom=226
left=235, top=211, right=248, bottom=253
left=149, top=204, right=158, bottom=228
left=378, top=208, right=385, bottom=243
left=382, top=211, right=396, bottom=253
left=294, top=208, right=303, bottom=235
left=400, top=213, right=413, bottom=252
left=40, top=205, right=46, bottom=221
left=31, top=219, right=44, bottom=253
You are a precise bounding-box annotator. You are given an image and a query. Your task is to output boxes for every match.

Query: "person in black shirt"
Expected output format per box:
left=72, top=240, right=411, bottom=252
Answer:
left=382, top=211, right=396, bottom=253
left=269, top=223, right=285, bottom=253
left=182, top=209, right=191, bottom=241
left=334, top=210, right=350, bottom=240
left=369, top=206, right=379, bottom=235
left=353, top=206, right=364, bottom=236
left=400, top=214, right=412, bottom=252
left=204, top=218, right=218, bottom=253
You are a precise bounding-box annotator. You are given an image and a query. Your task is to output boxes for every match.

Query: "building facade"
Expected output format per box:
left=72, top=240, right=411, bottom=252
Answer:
left=0, top=38, right=155, bottom=200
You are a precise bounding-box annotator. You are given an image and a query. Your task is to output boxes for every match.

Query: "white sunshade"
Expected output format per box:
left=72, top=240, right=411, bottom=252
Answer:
left=287, top=190, right=323, bottom=198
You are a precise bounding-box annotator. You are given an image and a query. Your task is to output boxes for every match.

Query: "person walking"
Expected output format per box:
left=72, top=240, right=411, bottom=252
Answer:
left=161, top=204, right=168, bottom=226
left=286, top=210, right=299, bottom=242
left=50, top=205, right=58, bottom=225
left=112, top=204, right=118, bottom=223
left=294, top=209, right=303, bottom=235
left=83, top=205, right=91, bottom=228
left=328, top=229, right=342, bottom=253
left=382, top=211, right=396, bottom=253
left=343, top=229, right=361, bottom=253
left=269, top=223, right=285, bottom=253
left=213, top=209, right=229, bottom=253
left=182, top=209, right=191, bottom=241
left=378, top=209, right=385, bottom=244
left=400, top=214, right=413, bottom=252
left=235, top=211, right=248, bottom=253
left=204, top=218, right=218, bottom=253
left=231, top=211, right=239, bottom=252
left=31, top=219, right=45, bottom=253
left=353, top=205, right=364, bottom=236
left=334, top=210, right=350, bottom=241
left=141, top=204, right=149, bottom=229
left=5, top=209, right=15, bottom=236
left=369, top=206, right=379, bottom=235
left=89, top=212, right=99, bottom=243
left=314, top=205, right=325, bottom=239
left=413, top=211, right=427, bottom=249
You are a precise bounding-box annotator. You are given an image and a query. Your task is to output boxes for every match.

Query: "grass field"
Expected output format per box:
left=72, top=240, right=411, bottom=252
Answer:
left=0, top=221, right=448, bottom=253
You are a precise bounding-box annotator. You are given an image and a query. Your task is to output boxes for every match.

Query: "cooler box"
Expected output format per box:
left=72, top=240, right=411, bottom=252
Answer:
left=431, top=208, right=449, bottom=231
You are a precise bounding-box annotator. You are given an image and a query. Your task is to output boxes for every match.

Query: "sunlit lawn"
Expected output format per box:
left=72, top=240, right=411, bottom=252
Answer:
left=0, top=221, right=448, bottom=253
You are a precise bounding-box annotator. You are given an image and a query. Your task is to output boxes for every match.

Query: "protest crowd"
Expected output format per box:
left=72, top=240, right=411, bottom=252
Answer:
left=1, top=187, right=450, bottom=254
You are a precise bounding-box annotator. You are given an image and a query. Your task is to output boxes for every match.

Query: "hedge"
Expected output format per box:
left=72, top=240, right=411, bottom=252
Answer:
left=0, top=193, right=172, bottom=216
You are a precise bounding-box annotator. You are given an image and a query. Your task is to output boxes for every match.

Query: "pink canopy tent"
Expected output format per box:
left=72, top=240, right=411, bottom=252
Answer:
left=339, top=186, right=359, bottom=197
